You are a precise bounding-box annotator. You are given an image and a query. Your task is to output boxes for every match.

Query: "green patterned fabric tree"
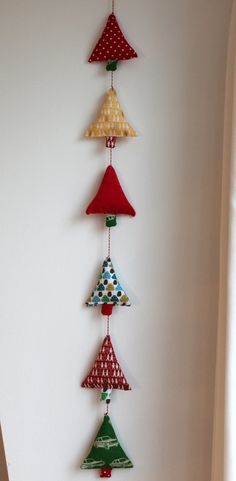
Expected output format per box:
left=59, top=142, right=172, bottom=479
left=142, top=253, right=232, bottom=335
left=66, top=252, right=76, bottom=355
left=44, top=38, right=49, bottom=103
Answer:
left=81, top=415, right=133, bottom=478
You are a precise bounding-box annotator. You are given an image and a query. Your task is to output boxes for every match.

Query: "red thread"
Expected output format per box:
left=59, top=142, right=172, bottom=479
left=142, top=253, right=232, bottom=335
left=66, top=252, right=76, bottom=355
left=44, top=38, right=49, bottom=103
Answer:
left=109, top=148, right=113, bottom=165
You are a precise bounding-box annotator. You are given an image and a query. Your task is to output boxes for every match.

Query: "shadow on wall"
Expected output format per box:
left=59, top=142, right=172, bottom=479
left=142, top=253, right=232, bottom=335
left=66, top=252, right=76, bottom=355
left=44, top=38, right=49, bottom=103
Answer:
left=0, top=424, right=9, bottom=481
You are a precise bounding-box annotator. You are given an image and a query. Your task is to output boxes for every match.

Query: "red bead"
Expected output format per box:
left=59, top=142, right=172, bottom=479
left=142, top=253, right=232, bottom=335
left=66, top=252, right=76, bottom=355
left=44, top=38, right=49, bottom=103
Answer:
left=100, top=468, right=112, bottom=478
left=101, top=304, right=113, bottom=316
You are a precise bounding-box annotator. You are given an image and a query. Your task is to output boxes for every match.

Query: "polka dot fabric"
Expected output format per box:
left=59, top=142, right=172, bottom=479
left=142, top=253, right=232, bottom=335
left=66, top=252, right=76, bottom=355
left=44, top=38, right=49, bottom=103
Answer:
left=88, top=14, right=138, bottom=62
left=81, top=335, right=131, bottom=390
left=86, top=257, right=131, bottom=307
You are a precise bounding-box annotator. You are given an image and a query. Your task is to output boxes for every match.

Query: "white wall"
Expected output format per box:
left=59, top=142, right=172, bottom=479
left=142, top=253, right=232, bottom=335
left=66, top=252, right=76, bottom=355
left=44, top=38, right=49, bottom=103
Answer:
left=0, top=1, right=232, bottom=480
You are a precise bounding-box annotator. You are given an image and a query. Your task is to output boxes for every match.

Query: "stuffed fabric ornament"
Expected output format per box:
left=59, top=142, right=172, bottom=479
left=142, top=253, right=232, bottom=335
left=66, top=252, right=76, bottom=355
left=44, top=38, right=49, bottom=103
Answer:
left=82, top=335, right=131, bottom=391
left=85, top=88, right=136, bottom=139
left=86, top=165, right=136, bottom=227
left=88, top=13, right=138, bottom=71
left=81, top=414, right=133, bottom=478
left=86, top=257, right=131, bottom=316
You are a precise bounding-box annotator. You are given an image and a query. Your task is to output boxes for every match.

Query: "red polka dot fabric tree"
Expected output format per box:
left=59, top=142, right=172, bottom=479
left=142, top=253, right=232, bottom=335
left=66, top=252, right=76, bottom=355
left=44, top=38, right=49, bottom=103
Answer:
left=81, top=1, right=138, bottom=478
left=88, top=13, right=138, bottom=71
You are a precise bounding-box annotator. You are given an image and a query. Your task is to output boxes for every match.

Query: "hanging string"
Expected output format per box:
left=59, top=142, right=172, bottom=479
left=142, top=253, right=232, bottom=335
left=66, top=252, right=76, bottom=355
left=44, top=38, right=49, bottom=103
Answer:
left=107, top=316, right=110, bottom=335
left=105, top=401, right=110, bottom=415
left=110, top=14, right=114, bottom=90
left=111, top=71, right=114, bottom=89
left=107, top=2, right=113, bottom=364
left=109, top=147, right=113, bottom=165
left=108, top=227, right=111, bottom=257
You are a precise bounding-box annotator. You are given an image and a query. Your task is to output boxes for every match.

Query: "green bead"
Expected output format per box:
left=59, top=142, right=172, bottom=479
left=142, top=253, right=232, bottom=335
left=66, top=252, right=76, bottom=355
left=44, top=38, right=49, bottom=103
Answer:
left=106, top=215, right=117, bottom=228
left=106, top=60, right=118, bottom=71
left=101, top=391, right=107, bottom=401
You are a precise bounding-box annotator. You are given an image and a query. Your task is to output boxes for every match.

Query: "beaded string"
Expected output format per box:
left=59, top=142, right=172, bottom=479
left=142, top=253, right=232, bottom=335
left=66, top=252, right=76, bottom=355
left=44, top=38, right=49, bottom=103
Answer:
left=104, top=0, right=115, bottom=417
left=108, top=29, right=113, bottom=258
left=111, top=71, right=114, bottom=89
left=111, top=0, right=115, bottom=89
left=105, top=315, right=110, bottom=413
left=108, top=226, right=111, bottom=257
left=109, top=147, right=113, bottom=165
left=107, top=316, right=110, bottom=335
left=108, top=0, right=114, bottom=259
left=107, top=50, right=113, bottom=258
left=105, top=400, right=110, bottom=415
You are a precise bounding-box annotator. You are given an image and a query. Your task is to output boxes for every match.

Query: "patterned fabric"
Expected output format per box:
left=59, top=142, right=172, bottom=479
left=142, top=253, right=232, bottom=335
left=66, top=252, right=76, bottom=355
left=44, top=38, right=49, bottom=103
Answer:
left=88, top=14, right=138, bottom=63
left=81, top=415, right=133, bottom=471
left=106, top=136, right=117, bottom=148
left=106, top=215, right=117, bottom=228
left=81, top=335, right=131, bottom=390
left=86, top=257, right=131, bottom=307
left=86, top=165, right=136, bottom=216
left=101, top=388, right=112, bottom=401
left=85, top=88, right=136, bottom=138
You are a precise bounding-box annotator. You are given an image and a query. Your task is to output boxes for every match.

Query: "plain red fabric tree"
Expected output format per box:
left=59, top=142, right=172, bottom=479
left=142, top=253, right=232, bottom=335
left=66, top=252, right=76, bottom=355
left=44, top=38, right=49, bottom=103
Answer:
left=86, top=165, right=136, bottom=217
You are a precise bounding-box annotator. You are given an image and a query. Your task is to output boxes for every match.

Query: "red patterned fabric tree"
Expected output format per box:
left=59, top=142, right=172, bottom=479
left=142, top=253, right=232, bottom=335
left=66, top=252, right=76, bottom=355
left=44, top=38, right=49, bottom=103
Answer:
left=82, top=335, right=131, bottom=391
left=88, top=14, right=138, bottom=70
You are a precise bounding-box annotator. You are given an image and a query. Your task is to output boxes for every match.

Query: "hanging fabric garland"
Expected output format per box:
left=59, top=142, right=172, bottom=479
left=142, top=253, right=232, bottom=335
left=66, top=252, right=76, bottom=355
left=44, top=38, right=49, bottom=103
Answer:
left=81, top=0, right=138, bottom=477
